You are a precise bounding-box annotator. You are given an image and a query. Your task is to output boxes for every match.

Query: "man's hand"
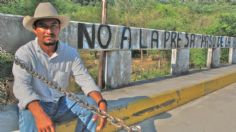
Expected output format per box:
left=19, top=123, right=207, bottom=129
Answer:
left=27, top=100, right=55, bottom=132
left=94, top=100, right=107, bottom=131
left=88, top=91, right=108, bottom=131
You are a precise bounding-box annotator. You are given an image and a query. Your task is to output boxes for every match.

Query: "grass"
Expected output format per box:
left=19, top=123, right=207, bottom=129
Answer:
left=132, top=50, right=171, bottom=81
left=132, top=60, right=170, bottom=81
left=78, top=50, right=171, bottom=87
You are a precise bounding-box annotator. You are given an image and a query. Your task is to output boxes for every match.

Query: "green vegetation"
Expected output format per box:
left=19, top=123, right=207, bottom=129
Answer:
left=0, top=52, right=13, bottom=81
left=190, top=49, right=207, bottom=69
left=220, top=48, right=229, bottom=64
left=1, top=0, right=236, bottom=35
left=132, top=50, right=171, bottom=81
left=0, top=0, right=235, bottom=82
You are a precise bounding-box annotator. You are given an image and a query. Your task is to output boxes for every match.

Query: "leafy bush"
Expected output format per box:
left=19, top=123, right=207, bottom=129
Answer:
left=72, top=0, right=99, bottom=6
left=190, top=49, right=207, bottom=69
left=0, top=53, right=13, bottom=79
left=220, top=48, right=229, bottom=64
left=188, top=3, right=217, bottom=14
left=210, top=13, right=236, bottom=36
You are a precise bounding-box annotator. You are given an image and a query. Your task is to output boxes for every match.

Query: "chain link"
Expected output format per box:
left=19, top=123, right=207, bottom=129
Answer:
left=0, top=47, right=8, bottom=105
left=0, top=80, right=8, bottom=105
left=0, top=46, right=141, bottom=131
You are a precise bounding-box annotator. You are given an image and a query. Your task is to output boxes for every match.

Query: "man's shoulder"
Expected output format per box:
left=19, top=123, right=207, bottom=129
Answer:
left=15, top=40, right=36, bottom=55
left=17, top=40, right=35, bottom=50
left=59, top=41, right=77, bottom=52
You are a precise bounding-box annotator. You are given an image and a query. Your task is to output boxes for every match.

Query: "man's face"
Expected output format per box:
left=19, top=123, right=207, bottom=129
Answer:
left=33, top=18, right=61, bottom=46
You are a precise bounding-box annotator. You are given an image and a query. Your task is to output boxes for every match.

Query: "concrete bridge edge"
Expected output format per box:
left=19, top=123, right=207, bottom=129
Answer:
left=56, top=70, right=236, bottom=131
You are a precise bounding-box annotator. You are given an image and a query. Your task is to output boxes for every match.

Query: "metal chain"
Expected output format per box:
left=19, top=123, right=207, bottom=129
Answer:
left=0, top=47, right=8, bottom=105
left=0, top=80, right=8, bottom=105
left=0, top=46, right=141, bottom=131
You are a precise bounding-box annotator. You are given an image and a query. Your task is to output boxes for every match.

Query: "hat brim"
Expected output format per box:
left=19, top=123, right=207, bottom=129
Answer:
left=23, top=15, right=70, bottom=32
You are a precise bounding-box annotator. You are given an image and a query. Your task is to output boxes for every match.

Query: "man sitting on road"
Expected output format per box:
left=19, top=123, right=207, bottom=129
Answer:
left=12, top=2, right=107, bottom=132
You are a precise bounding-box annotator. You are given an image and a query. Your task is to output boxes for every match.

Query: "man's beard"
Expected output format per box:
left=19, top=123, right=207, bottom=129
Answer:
left=43, top=41, right=57, bottom=46
left=43, top=34, right=57, bottom=46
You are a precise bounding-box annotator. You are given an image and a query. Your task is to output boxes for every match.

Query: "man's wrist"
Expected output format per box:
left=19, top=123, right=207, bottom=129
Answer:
left=97, top=99, right=107, bottom=107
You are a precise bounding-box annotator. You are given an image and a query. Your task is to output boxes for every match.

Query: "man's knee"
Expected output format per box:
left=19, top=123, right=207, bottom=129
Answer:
left=19, top=110, right=37, bottom=132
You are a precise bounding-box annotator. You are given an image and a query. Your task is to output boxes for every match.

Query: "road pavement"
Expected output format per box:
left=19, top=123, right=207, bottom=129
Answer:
left=137, top=82, right=236, bottom=132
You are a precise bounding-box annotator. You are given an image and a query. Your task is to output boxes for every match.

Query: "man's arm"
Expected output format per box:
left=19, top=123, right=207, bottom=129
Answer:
left=27, top=100, right=55, bottom=132
left=71, top=49, right=107, bottom=130
left=13, top=46, right=41, bottom=109
left=88, top=91, right=107, bottom=131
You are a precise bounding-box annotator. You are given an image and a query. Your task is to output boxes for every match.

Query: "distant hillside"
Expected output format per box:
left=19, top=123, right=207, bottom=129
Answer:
left=0, top=0, right=235, bottom=82
left=1, top=0, right=236, bottom=36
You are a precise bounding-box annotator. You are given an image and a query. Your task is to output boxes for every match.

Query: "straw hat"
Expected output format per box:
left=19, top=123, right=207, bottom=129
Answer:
left=23, top=2, right=69, bottom=32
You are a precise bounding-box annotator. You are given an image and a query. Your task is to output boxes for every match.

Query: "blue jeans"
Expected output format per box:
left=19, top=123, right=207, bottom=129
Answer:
left=19, top=96, right=97, bottom=132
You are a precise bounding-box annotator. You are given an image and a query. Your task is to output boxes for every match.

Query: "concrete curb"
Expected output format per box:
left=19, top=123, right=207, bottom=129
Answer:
left=56, top=70, right=236, bottom=132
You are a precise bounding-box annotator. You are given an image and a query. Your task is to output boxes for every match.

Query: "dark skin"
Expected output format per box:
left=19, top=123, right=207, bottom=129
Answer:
left=28, top=18, right=107, bottom=132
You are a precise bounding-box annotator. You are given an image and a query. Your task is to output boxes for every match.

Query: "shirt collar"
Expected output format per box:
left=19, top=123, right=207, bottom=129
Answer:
left=34, top=37, right=62, bottom=59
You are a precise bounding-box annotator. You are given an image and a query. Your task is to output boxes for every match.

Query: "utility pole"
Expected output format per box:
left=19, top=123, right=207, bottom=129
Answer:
left=98, top=0, right=107, bottom=89
left=101, top=0, right=107, bottom=23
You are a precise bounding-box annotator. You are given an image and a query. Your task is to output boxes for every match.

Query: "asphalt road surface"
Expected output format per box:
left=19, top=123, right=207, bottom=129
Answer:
left=137, top=82, right=236, bottom=132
